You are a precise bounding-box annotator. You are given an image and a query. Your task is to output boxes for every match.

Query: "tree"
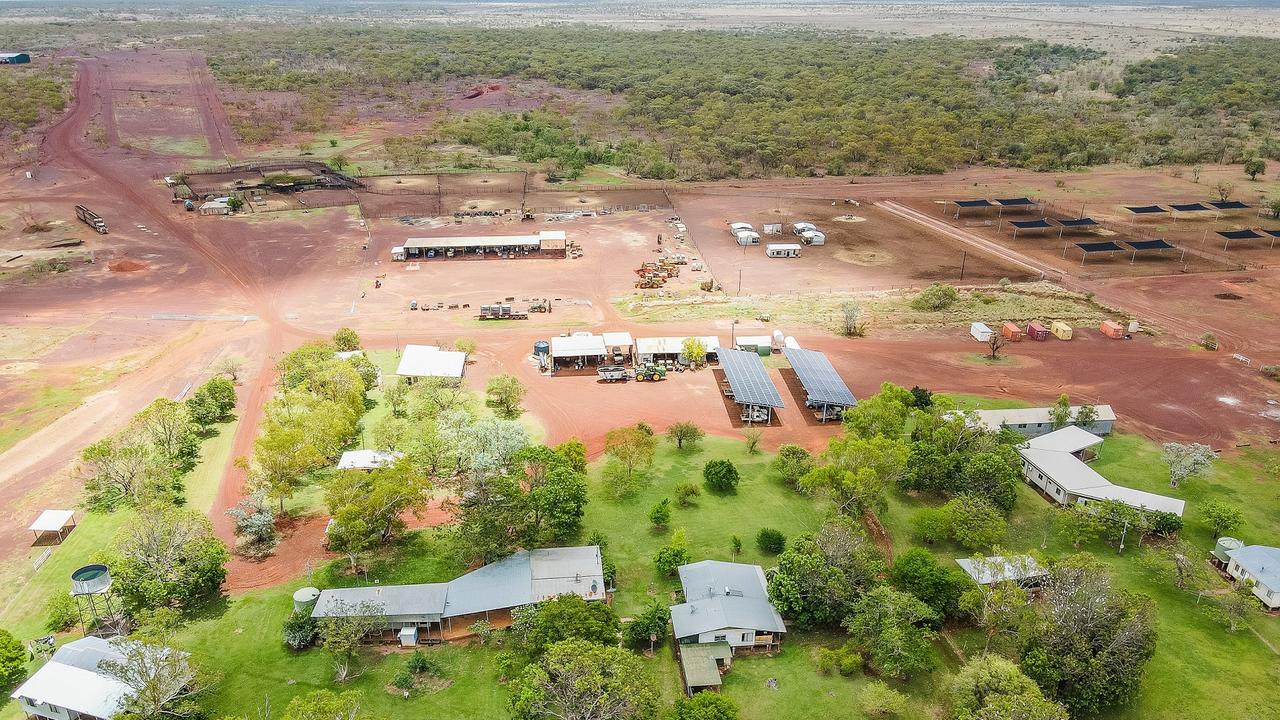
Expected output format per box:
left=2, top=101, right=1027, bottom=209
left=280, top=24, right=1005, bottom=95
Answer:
left=80, top=437, right=173, bottom=511
left=282, top=690, right=371, bottom=720
left=890, top=547, right=966, bottom=618
left=317, top=600, right=384, bottom=682
left=135, top=398, right=200, bottom=471
left=333, top=327, right=361, bottom=351
left=649, top=498, right=672, bottom=528
left=673, top=693, right=738, bottom=720
left=556, top=438, right=588, bottom=474
left=1162, top=442, right=1214, bottom=488
left=654, top=528, right=691, bottom=575
left=1056, top=504, right=1103, bottom=548
left=772, top=444, right=814, bottom=487
left=913, top=507, right=951, bottom=544
left=1212, top=581, right=1259, bottom=633
left=1270, top=198, right=1280, bottom=220
left=325, top=461, right=430, bottom=568
left=382, top=377, right=409, bottom=417
left=1214, top=179, right=1235, bottom=202
left=948, top=654, right=1067, bottom=720
left=517, top=595, right=620, bottom=656
left=101, top=505, right=229, bottom=612
left=666, top=421, right=704, bottom=450
left=603, top=424, right=657, bottom=495
left=186, top=377, right=237, bottom=430
left=909, top=385, right=934, bottom=409
left=810, top=433, right=909, bottom=514
left=860, top=681, right=908, bottom=718
left=622, top=602, right=670, bottom=650
left=911, top=282, right=959, bottom=311
left=1072, top=403, right=1098, bottom=430
left=841, top=382, right=913, bottom=438
left=486, top=374, right=527, bottom=419
left=730, top=534, right=742, bottom=559
left=212, top=356, right=245, bottom=382
left=674, top=482, right=701, bottom=507
left=844, top=586, right=938, bottom=679
left=756, top=527, right=786, bottom=554
left=0, top=629, right=26, bottom=689
left=742, top=427, right=762, bottom=453
left=839, top=300, right=864, bottom=337
left=99, top=639, right=206, bottom=719
left=986, top=333, right=1008, bottom=360
left=455, top=337, right=478, bottom=363
left=1048, top=394, right=1072, bottom=430
left=944, top=494, right=1006, bottom=551
left=226, top=196, right=244, bottom=211
left=680, top=337, right=708, bottom=365
left=768, top=520, right=883, bottom=627
left=1200, top=500, right=1244, bottom=539
left=225, top=492, right=277, bottom=556
left=509, top=639, right=658, bottom=720
left=1244, top=157, right=1266, bottom=180
left=283, top=610, right=318, bottom=650
left=329, top=153, right=350, bottom=172
left=958, top=558, right=1034, bottom=652
left=703, top=459, right=740, bottom=493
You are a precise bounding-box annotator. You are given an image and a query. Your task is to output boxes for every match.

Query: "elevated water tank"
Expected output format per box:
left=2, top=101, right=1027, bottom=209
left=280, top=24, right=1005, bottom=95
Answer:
left=71, top=564, right=112, bottom=596
left=293, top=586, right=321, bottom=612
left=534, top=340, right=550, bottom=357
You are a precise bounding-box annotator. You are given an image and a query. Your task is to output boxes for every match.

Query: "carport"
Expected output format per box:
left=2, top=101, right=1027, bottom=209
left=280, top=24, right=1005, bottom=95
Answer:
left=602, top=332, right=635, bottom=365
left=782, top=347, right=857, bottom=422
left=718, top=348, right=784, bottom=424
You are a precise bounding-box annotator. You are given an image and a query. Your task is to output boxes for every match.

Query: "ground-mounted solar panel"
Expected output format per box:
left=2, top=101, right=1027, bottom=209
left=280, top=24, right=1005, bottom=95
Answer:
left=1125, top=205, right=1166, bottom=214
left=782, top=347, right=856, bottom=408
left=719, top=349, right=784, bottom=409
left=1126, top=239, right=1175, bottom=251
left=954, top=199, right=993, bottom=208
left=1209, top=201, right=1249, bottom=210
left=1056, top=217, right=1098, bottom=228
left=1076, top=241, right=1123, bottom=253
left=1218, top=229, right=1263, bottom=240
left=995, top=197, right=1035, bottom=206
left=1009, top=218, right=1053, bottom=229
left=1169, top=203, right=1210, bottom=212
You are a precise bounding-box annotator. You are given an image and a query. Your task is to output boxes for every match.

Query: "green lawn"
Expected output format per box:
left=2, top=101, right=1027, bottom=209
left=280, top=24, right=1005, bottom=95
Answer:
left=582, top=436, right=830, bottom=617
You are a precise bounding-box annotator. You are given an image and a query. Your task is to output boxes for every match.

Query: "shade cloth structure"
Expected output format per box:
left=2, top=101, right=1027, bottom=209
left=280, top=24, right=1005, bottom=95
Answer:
left=29, top=509, right=75, bottom=543
left=1124, top=238, right=1183, bottom=263
left=953, top=199, right=993, bottom=208
left=1169, top=202, right=1210, bottom=212
left=1125, top=205, right=1166, bottom=214
left=1209, top=200, right=1249, bottom=210
left=995, top=197, right=1036, bottom=206
left=1215, top=228, right=1278, bottom=250
left=1056, top=217, right=1098, bottom=228
left=1009, top=218, right=1053, bottom=229
left=1074, top=241, right=1123, bottom=265
left=718, top=349, right=784, bottom=420
left=782, top=347, right=856, bottom=421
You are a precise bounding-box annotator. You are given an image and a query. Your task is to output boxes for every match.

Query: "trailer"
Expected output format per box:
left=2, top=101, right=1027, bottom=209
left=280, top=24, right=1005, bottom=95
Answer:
left=597, top=366, right=630, bottom=382
left=478, top=304, right=528, bottom=321
left=75, top=205, right=107, bottom=234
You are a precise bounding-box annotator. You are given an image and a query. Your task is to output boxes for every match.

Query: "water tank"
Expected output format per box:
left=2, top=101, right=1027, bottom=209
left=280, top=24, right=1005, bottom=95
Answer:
left=534, top=341, right=550, bottom=357
left=293, top=586, right=321, bottom=612
left=1213, top=536, right=1244, bottom=564
left=772, top=329, right=784, bottom=345
left=71, top=564, right=112, bottom=595
left=783, top=336, right=800, bottom=349
left=1127, top=319, right=1140, bottom=333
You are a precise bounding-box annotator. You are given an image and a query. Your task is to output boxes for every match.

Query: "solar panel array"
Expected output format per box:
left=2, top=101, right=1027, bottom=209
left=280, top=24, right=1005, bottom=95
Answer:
left=719, top=349, right=784, bottom=409
left=783, top=348, right=857, bottom=408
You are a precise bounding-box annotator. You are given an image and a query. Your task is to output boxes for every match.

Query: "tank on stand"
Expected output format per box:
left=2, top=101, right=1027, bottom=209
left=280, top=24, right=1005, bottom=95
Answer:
left=70, top=564, right=126, bottom=637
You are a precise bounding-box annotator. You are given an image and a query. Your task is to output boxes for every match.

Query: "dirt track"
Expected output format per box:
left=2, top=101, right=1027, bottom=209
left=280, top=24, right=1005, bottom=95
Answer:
left=2, top=51, right=1278, bottom=595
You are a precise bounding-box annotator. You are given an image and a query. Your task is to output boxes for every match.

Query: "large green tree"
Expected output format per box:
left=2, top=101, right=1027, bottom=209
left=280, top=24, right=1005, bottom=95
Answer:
left=509, top=639, right=658, bottom=720
left=843, top=586, right=938, bottom=679
left=100, top=506, right=229, bottom=613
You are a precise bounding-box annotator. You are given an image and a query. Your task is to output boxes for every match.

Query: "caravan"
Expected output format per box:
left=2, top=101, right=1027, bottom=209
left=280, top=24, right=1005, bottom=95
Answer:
left=735, top=230, right=761, bottom=246
left=765, top=243, right=801, bottom=258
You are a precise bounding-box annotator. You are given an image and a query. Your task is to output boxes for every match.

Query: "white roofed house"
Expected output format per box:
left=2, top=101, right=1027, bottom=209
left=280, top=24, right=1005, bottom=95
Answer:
left=971, top=405, right=1115, bottom=438
left=395, top=344, right=465, bottom=382
left=336, top=449, right=403, bottom=471
left=11, top=636, right=185, bottom=720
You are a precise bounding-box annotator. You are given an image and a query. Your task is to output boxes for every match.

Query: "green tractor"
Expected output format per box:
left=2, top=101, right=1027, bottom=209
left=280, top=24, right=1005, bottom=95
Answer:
left=634, top=364, right=667, bottom=382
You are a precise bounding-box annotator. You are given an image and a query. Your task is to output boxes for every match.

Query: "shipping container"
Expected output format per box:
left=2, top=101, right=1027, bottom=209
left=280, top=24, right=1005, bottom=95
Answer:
left=970, top=322, right=993, bottom=342
left=1100, top=320, right=1125, bottom=339
left=1050, top=321, right=1072, bottom=340
left=1026, top=322, right=1050, bottom=341
left=1001, top=321, right=1023, bottom=341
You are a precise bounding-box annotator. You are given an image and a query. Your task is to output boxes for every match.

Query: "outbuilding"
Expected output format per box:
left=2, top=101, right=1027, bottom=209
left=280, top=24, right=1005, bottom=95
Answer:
left=1000, top=321, right=1023, bottom=341
left=337, top=449, right=403, bottom=471
left=765, top=243, right=801, bottom=258
left=0, top=53, right=31, bottom=64
left=399, top=231, right=567, bottom=261
left=728, top=222, right=754, bottom=236
left=635, top=336, right=721, bottom=366
left=970, top=322, right=993, bottom=342
left=29, top=510, right=76, bottom=545
left=601, top=331, right=634, bottom=365
left=1017, top=427, right=1184, bottom=517
left=199, top=197, right=231, bottom=215
left=734, top=230, right=761, bottom=246
left=12, top=637, right=179, bottom=720
left=969, top=405, right=1115, bottom=437
left=1050, top=321, right=1072, bottom=340
left=395, top=344, right=466, bottom=381
left=955, top=555, right=1048, bottom=588
left=549, top=333, right=608, bottom=374
left=1100, top=320, right=1125, bottom=339
left=799, top=230, right=825, bottom=246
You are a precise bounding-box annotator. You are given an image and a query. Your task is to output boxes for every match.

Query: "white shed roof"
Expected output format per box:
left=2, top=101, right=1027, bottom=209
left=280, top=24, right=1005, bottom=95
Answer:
left=10, top=637, right=174, bottom=720
left=972, top=405, right=1115, bottom=431
left=1075, top=484, right=1186, bottom=516
left=549, top=334, right=607, bottom=358
left=396, top=345, right=465, bottom=378
left=635, top=336, right=722, bottom=355
left=337, top=449, right=403, bottom=471
left=1023, top=426, right=1104, bottom=454
left=601, top=331, right=634, bottom=348
left=1019, top=448, right=1112, bottom=493
left=29, top=509, right=75, bottom=533
left=955, top=555, right=1048, bottom=585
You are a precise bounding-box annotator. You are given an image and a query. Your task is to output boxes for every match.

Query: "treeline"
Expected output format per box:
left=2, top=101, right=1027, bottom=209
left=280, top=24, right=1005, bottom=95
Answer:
left=0, top=65, right=67, bottom=133
left=191, top=26, right=1142, bottom=177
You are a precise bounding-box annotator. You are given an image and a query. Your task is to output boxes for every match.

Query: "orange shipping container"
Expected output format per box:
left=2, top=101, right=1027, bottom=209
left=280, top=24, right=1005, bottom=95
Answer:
left=1100, top=320, right=1125, bottom=339
left=1001, top=321, right=1023, bottom=341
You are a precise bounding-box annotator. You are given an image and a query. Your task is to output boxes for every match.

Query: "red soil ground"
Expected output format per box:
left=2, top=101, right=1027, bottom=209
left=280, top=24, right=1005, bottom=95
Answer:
left=1, top=50, right=1277, bottom=597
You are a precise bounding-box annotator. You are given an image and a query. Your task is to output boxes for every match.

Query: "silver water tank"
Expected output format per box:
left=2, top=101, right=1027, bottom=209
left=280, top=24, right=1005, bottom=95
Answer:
left=71, top=564, right=112, bottom=595
left=534, top=340, right=550, bottom=357
left=293, top=586, right=321, bottom=612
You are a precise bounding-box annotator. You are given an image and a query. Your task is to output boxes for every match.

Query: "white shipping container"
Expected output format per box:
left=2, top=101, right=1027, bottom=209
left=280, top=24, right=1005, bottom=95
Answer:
left=970, top=322, right=993, bottom=342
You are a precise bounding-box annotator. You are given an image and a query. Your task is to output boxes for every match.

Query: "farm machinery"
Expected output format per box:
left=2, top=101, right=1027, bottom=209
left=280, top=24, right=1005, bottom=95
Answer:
left=478, top=304, right=528, bottom=321
left=635, top=259, right=681, bottom=289
left=634, top=364, right=667, bottom=382
left=597, top=366, right=630, bottom=382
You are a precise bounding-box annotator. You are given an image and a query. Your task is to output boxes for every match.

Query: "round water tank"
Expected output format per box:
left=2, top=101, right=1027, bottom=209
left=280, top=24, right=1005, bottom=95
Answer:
left=71, top=564, right=112, bottom=595
left=1216, top=537, right=1243, bottom=554
left=293, top=586, right=321, bottom=612
left=534, top=341, right=550, bottom=357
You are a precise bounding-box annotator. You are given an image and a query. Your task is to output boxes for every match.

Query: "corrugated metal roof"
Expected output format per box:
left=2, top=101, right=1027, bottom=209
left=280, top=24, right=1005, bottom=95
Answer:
left=601, top=331, right=633, bottom=348
left=549, top=335, right=606, bottom=358
left=679, top=642, right=732, bottom=688
left=29, top=509, right=74, bottom=532
left=1075, top=484, right=1185, bottom=516
left=336, top=449, right=403, bottom=470
left=1226, top=545, right=1280, bottom=591
left=955, top=556, right=1047, bottom=585
left=635, top=336, right=722, bottom=356
left=972, top=405, right=1115, bottom=431
left=312, top=583, right=448, bottom=619
left=396, top=345, right=465, bottom=378
left=1019, top=448, right=1112, bottom=492
left=10, top=637, right=174, bottom=720
left=678, top=560, right=770, bottom=601
left=670, top=596, right=786, bottom=638
left=1023, top=426, right=1103, bottom=454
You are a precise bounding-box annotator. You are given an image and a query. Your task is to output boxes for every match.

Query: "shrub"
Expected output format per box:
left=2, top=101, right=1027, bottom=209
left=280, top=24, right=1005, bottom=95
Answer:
left=756, top=527, right=786, bottom=554
left=622, top=602, right=671, bottom=649
left=1199, top=332, right=1218, bottom=350
left=649, top=498, right=672, bottom=528
left=1262, top=364, right=1280, bottom=381
left=655, top=528, right=691, bottom=576
left=910, top=283, right=959, bottom=311
left=674, top=693, right=739, bottom=720
left=469, top=619, right=498, bottom=645
left=44, top=592, right=79, bottom=633
left=0, top=630, right=24, bottom=689
left=1148, top=510, right=1183, bottom=536
left=817, top=642, right=862, bottom=676
left=674, top=482, right=701, bottom=507
left=703, top=459, right=740, bottom=493
left=283, top=610, right=318, bottom=649
left=407, top=650, right=441, bottom=676
left=391, top=666, right=415, bottom=691
left=913, top=507, right=950, bottom=544
left=860, top=680, right=908, bottom=718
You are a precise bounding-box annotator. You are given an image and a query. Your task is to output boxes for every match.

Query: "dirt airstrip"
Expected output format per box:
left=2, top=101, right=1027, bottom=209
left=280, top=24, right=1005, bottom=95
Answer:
left=1, top=50, right=1278, bottom=594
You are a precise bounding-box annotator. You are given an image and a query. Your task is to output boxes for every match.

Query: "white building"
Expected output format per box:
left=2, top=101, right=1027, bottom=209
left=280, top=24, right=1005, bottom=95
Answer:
left=1017, top=426, right=1184, bottom=516
left=970, top=405, right=1115, bottom=437
left=11, top=636, right=181, bottom=720
left=336, top=449, right=404, bottom=471
left=670, top=561, right=785, bottom=649
left=1224, top=545, right=1280, bottom=610
left=395, top=344, right=465, bottom=381
left=634, top=336, right=721, bottom=365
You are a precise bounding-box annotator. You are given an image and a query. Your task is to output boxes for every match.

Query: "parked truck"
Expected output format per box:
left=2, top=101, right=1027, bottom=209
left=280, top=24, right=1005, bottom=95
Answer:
left=75, top=205, right=107, bottom=234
